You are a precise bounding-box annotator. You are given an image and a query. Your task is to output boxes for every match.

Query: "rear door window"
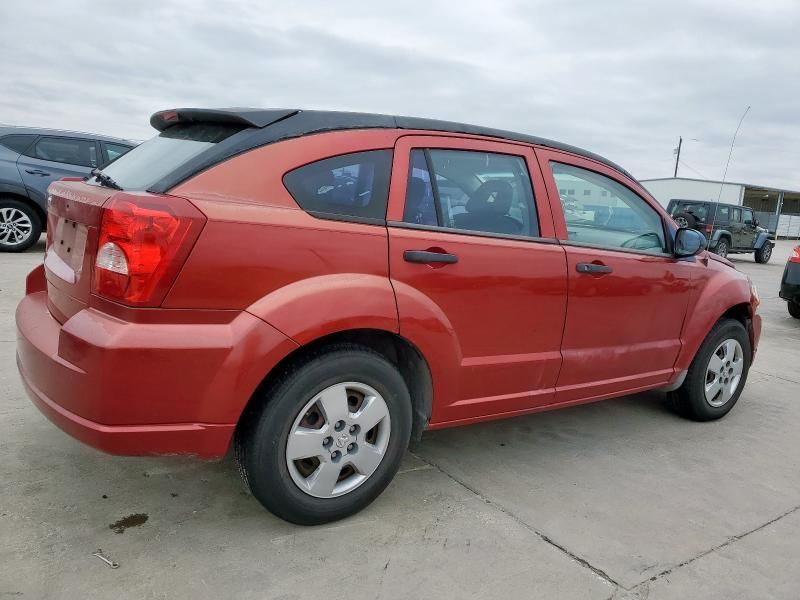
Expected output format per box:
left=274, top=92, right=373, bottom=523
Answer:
left=33, top=136, right=98, bottom=168
left=403, top=148, right=539, bottom=237
left=283, top=150, right=393, bottom=222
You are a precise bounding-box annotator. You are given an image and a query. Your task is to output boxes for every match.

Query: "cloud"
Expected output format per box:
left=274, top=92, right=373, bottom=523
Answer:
left=1, top=0, right=798, bottom=189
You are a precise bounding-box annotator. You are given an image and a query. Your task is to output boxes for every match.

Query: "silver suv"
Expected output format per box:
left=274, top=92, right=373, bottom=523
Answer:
left=0, top=126, right=134, bottom=251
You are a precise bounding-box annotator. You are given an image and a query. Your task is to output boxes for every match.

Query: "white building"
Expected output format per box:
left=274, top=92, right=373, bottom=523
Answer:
left=640, top=177, right=800, bottom=237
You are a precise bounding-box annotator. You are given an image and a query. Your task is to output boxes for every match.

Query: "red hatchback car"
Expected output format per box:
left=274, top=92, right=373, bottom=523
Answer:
left=16, top=108, right=761, bottom=524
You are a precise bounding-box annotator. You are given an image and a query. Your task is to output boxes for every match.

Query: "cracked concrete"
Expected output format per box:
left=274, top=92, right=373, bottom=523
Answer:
left=2, top=238, right=799, bottom=599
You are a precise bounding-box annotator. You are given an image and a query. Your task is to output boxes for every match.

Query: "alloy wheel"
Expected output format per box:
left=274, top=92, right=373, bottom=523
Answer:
left=704, top=339, right=744, bottom=407
left=674, top=216, right=689, bottom=228
left=0, top=207, right=33, bottom=246
left=716, top=241, right=728, bottom=258
left=286, top=381, right=391, bottom=498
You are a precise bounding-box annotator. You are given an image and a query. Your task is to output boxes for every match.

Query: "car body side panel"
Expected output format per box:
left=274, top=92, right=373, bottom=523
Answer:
left=754, top=231, right=771, bottom=249
left=673, top=255, right=759, bottom=371
left=386, top=135, right=568, bottom=425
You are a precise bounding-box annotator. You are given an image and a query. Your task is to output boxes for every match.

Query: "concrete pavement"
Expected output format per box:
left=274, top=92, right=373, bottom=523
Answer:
left=1, top=238, right=798, bottom=599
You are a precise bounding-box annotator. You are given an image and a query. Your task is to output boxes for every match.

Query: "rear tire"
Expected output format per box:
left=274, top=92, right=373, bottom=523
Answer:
left=754, top=242, right=772, bottom=263
left=235, top=344, right=412, bottom=525
left=714, top=237, right=729, bottom=259
left=789, top=301, right=800, bottom=319
left=0, top=198, right=41, bottom=252
left=667, top=318, right=750, bottom=421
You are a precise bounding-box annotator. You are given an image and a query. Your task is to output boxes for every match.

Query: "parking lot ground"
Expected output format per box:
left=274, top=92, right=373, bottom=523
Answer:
left=2, top=238, right=799, bottom=599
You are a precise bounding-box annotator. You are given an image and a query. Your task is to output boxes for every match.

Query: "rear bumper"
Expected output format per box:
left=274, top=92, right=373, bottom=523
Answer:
left=779, top=262, right=800, bottom=303
left=16, top=289, right=296, bottom=458
left=17, top=360, right=234, bottom=458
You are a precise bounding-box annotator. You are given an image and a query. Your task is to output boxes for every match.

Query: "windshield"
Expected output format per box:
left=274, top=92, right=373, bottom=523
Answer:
left=92, top=123, right=243, bottom=191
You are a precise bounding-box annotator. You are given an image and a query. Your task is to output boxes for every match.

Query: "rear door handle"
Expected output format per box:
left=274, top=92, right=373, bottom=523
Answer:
left=404, top=250, right=458, bottom=264
left=25, top=169, right=50, bottom=176
left=576, top=262, right=613, bottom=274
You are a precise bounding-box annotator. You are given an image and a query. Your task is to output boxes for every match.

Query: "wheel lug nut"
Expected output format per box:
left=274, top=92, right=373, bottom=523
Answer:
left=334, top=420, right=345, bottom=431
left=323, top=436, right=332, bottom=447
left=347, top=443, right=355, bottom=451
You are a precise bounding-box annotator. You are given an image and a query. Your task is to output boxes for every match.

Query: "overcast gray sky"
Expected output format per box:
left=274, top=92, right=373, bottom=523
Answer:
left=1, top=0, right=798, bottom=189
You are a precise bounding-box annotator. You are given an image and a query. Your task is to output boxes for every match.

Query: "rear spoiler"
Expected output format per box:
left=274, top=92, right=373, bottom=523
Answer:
left=150, top=108, right=299, bottom=132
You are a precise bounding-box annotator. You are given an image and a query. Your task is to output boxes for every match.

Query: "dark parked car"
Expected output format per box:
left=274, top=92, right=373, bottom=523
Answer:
left=780, top=245, right=800, bottom=318
left=17, top=108, right=761, bottom=524
left=666, top=199, right=773, bottom=262
left=0, top=126, right=134, bottom=252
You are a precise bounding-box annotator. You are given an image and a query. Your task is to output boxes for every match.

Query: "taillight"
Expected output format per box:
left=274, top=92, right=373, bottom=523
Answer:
left=93, top=194, right=205, bottom=306
left=704, top=223, right=713, bottom=233
left=790, top=246, right=800, bottom=264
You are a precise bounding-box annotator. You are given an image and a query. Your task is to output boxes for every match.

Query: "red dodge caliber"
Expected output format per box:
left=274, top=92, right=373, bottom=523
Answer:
left=16, top=108, right=761, bottom=524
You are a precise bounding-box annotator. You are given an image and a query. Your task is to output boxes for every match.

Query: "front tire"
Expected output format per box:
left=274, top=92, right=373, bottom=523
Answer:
left=0, top=198, right=41, bottom=252
left=235, top=344, right=412, bottom=525
left=789, top=301, right=800, bottom=319
left=668, top=318, right=751, bottom=421
left=754, top=242, right=772, bottom=263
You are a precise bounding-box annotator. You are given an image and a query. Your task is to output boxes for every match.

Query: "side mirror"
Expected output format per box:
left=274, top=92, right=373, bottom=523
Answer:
left=674, top=227, right=706, bottom=257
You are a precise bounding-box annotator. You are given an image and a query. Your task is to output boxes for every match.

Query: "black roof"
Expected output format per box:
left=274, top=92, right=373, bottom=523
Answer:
left=148, top=108, right=634, bottom=193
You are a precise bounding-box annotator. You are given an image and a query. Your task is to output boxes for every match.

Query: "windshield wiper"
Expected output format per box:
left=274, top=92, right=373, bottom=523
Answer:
left=89, top=168, right=123, bottom=190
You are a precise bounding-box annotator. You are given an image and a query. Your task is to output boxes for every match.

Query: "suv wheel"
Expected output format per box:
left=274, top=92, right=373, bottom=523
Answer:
left=667, top=318, right=750, bottom=421
left=789, top=301, right=800, bottom=319
left=235, top=344, right=412, bottom=525
left=0, top=198, right=41, bottom=252
left=672, top=211, right=697, bottom=229
left=714, top=238, right=729, bottom=259
left=754, top=242, right=772, bottom=263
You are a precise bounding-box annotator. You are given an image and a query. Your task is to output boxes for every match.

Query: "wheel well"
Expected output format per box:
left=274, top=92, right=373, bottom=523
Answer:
left=720, top=302, right=754, bottom=358
left=239, top=329, right=433, bottom=443
left=0, top=193, right=46, bottom=230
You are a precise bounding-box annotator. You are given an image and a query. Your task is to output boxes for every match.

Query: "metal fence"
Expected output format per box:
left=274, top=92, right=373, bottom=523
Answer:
left=776, top=213, right=800, bottom=238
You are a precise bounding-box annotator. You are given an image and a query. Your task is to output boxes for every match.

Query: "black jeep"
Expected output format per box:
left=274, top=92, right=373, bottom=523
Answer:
left=666, top=199, right=773, bottom=263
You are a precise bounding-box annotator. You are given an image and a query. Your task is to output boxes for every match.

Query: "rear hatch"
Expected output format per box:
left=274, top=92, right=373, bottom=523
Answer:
left=44, top=180, right=116, bottom=323
left=43, top=117, right=251, bottom=322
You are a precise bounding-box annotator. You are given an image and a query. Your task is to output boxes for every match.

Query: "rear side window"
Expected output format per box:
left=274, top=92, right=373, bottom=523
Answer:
left=403, top=148, right=539, bottom=237
left=283, top=150, right=393, bottom=221
left=105, top=142, right=132, bottom=162
left=669, top=201, right=708, bottom=222
left=96, top=123, right=243, bottom=191
left=0, top=134, right=36, bottom=154
left=33, top=136, right=97, bottom=167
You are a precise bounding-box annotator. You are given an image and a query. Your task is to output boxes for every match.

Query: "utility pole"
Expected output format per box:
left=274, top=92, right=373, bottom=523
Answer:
left=673, top=136, right=682, bottom=178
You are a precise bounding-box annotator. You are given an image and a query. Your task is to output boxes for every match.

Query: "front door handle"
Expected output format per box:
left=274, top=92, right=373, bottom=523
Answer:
left=404, top=250, right=458, bottom=264
left=25, top=169, right=50, bottom=176
left=576, top=262, right=613, bottom=274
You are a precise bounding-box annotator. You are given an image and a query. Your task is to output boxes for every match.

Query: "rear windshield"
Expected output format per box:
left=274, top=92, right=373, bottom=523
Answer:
left=92, top=123, right=242, bottom=190
left=669, top=201, right=709, bottom=221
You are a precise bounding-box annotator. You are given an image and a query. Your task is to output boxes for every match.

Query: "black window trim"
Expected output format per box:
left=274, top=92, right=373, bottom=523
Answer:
left=549, top=159, right=674, bottom=256
left=387, top=219, right=559, bottom=245
left=28, top=134, right=101, bottom=168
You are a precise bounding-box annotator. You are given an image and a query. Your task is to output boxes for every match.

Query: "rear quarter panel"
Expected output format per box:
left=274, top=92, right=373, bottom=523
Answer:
left=166, top=130, right=403, bottom=341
